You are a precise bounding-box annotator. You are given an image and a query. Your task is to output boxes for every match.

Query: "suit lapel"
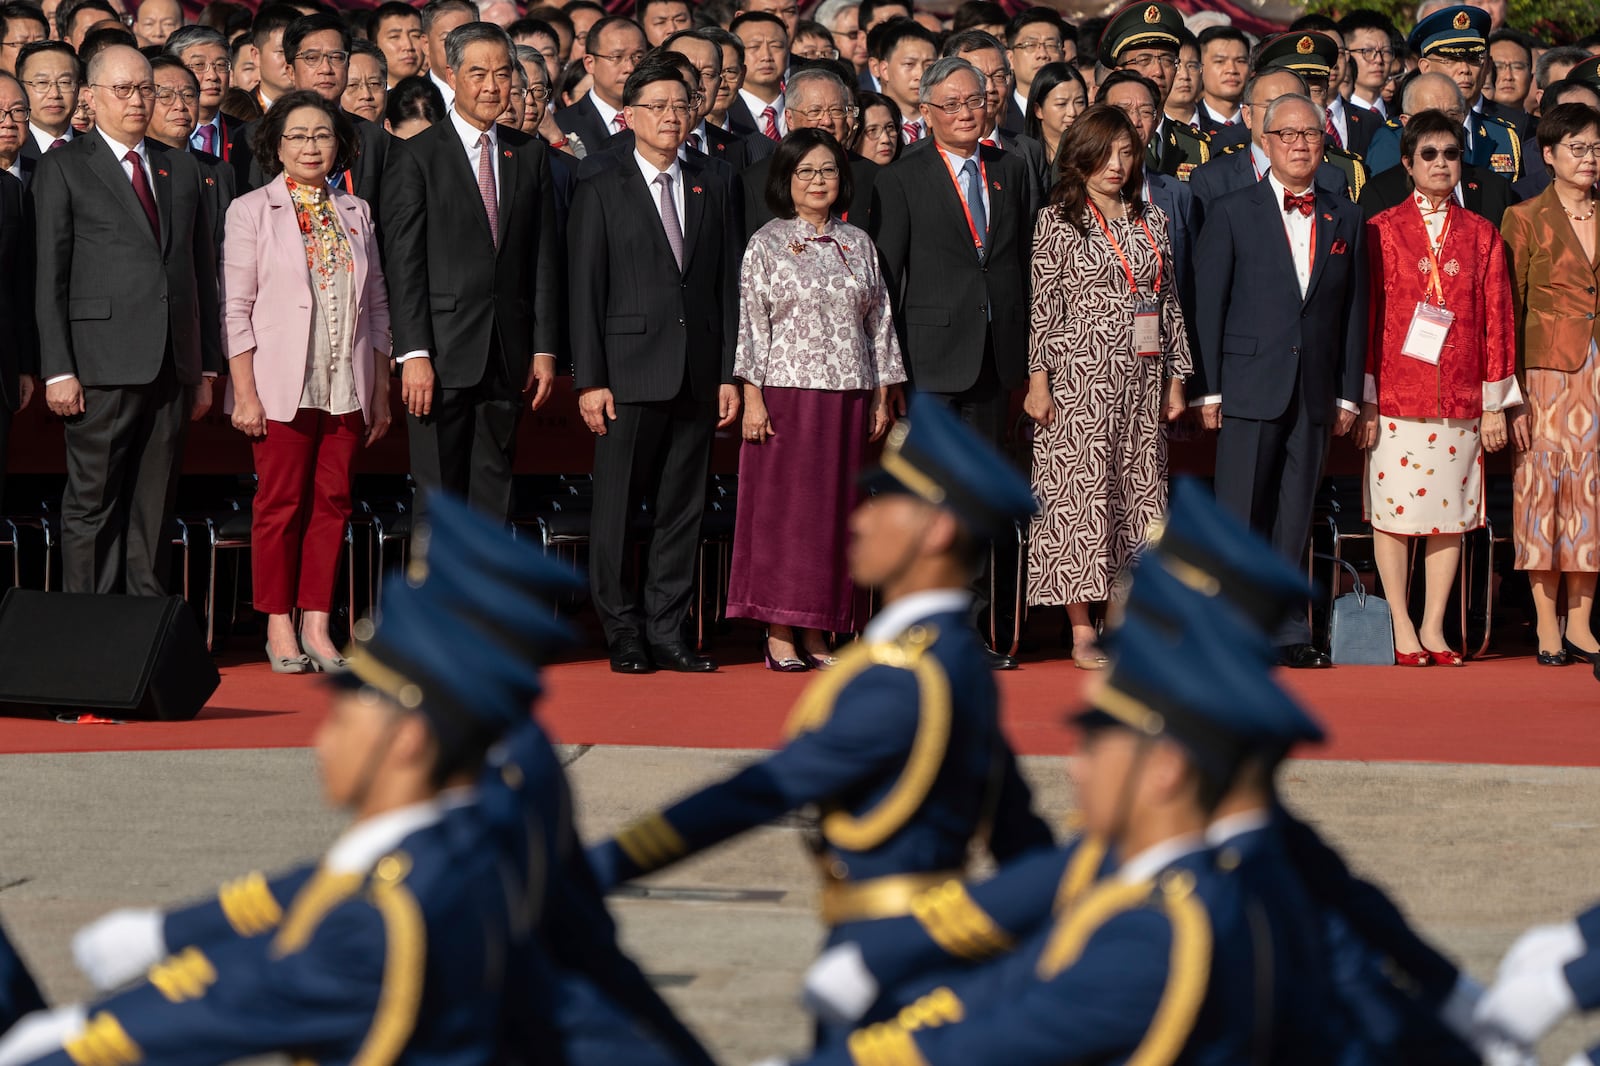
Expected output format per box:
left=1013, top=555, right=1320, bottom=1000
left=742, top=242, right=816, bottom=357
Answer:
left=625, top=164, right=678, bottom=270
left=149, top=142, right=172, bottom=251
left=1539, top=186, right=1600, bottom=274
left=438, top=123, right=496, bottom=248
left=1248, top=181, right=1300, bottom=298
left=1302, top=193, right=1340, bottom=305
left=84, top=136, right=158, bottom=244
left=923, top=146, right=977, bottom=257
left=679, top=158, right=704, bottom=270
left=978, top=144, right=1005, bottom=262
left=496, top=138, right=518, bottom=251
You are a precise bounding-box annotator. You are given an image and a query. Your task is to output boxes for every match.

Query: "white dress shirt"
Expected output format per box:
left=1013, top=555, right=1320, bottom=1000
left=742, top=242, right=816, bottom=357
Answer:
left=739, top=87, right=784, bottom=135
left=428, top=69, right=454, bottom=111
left=324, top=799, right=445, bottom=874
left=1349, top=91, right=1386, bottom=121
left=1012, top=88, right=1027, bottom=119
left=935, top=142, right=990, bottom=222
left=1115, top=833, right=1208, bottom=885
left=634, top=149, right=685, bottom=229
left=1199, top=98, right=1241, bottom=127
left=900, top=115, right=925, bottom=143
left=862, top=588, right=972, bottom=643
left=683, top=121, right=710, bottom=159
left=587, top=88, right=623, bottom=134
left=1325, top=94, right=1349, bottom=149
left=29, top=122, right=68, bottom=153
left=4, top=160, right=21, bottom=181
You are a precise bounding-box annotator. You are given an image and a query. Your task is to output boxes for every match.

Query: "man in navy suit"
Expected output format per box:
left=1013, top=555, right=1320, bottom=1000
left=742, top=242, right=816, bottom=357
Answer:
left=553, top=15, right=645, bottom=155
left=1193, top=92, right=1366, bottom=669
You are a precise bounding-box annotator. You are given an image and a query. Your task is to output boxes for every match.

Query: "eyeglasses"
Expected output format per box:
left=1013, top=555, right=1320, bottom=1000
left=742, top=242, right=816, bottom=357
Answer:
left=1493, top=60, right=1529, bottom=74
left=1264, top=127, right=1325, bottom=145
left=184, top=59, right=232, bottom=76
left=526, top=86, right=550, bottom=103
left=761, top=4, right=799, bottom=15
left=347, top=77, right=386, bottom=93
left=1113, top=103, right=1158, bottom=120
left=1346, top=46, right=1394, bottom=61
left=154, top=86, right=198, bottom=105
left=794, top=105, right=857, bottom=122
left=793, top=46, right=839, bottom=59
left=1177, top=60, right=1201, bottom=74
left=720, top=66, right=743, bottom=81
left=631, top=101, right=691, bottom=117
left=793, top=164, right=840, bottom=182
left=25, top=76, right=78, bottom=97
left=0, top=104, right=28, bottom=123
left=593, top=50, right=645, bottom=65
left=862, top=121, right=895, bottom=140
left=1, top=36, right=43, bottom=51
left=977, top=68, right=1012, bottom=85
left=281, top=131, right=336, bottom=148
left=1009, top=37, right=1062, bottom=55
left=1120, top=53, right=1177, bottom=71
left=1559, top=141, right=1600, bottom=159
left=92, top=82, right=157, bottom=100
left=1416, top=145, right=1461, bottom=162
left=926, top=93, right=985, bottom=115
left=294, top=50, right=349, bottom=68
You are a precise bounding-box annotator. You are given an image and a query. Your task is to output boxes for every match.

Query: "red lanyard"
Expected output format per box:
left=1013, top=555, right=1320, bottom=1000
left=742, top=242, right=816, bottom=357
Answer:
left=1417, top=198, right=1453, bottom=307
left=937, top=148, right=987, bottom=252
left=1087, top=200, right=1164, bottom=296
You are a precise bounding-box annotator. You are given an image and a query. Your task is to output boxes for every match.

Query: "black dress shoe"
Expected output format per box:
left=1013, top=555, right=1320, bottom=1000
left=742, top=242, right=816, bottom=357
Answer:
left=1537, top=648, right=1570, bottom=667
left=1562, top=637, right=1599, bottom=665
left=608, top=635, right=654, bottom=674
left=649, top=641, right=717, bottom=672
left=982, top=644, right=1019, bottom=671
left=1277, top=643, right=1332, bottom=669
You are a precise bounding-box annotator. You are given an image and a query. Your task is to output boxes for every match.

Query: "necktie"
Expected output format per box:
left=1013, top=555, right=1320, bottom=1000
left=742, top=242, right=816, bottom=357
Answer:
left=687, top=131, right=701, bottom=153
left=655, top=172, right=684, bottom=271
left=960, top=158, right=988, bottom=253
left=1283, top=189, right=1315, bottom=217
left=49, top=137, right=65, bottom=150
left=980, top=137, right=997, bottom=148
left=613, top=112, right=629, bottom=133
left=761, top=105, right=779, bottom=141
left=1324, top=108, right=1342, bottom=149
left=198, top=123, right=216, bottom=154
left=125, top=150, right=159, bottom=240
left=476, top=133, right=499, bottom=247
left=902, top=121, right=920, bottom=143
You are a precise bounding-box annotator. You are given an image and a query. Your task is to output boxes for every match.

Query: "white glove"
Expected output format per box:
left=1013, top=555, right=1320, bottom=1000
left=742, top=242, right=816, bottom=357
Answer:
left=1475, top=960, right=1577, bottom=1046
left=749, top=1059, right=790, bottom=1066
left=1561, top=1055, right=1592, bottom=1066
left=1497, top=921, right=1586, bottom=980
left=1479, top=1036, right=1540, bottom=1066
left=802, top=942, right=879, bottom=1027
left=0, top=1006, right=87, bottom=1066
left=1439, top=972, right=1484, bottom=1045
left=72, top=908, right=165, bottom=992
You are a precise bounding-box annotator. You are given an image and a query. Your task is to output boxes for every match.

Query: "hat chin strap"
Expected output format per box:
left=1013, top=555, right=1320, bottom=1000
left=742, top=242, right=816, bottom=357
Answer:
left=347, top=710, right=407, bottom=817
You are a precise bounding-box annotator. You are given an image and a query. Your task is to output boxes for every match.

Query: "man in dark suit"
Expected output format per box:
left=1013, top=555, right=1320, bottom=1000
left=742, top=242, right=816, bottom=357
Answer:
left=871, top=55, right=1036, bottom=668
left=1194, top=93, right=1366, bottom=669
left=660, top=29, right=774, bottom=171
left=165, top=26, right=245, bottom=168
left=554, top=15, right=645, bottom=156
left=1001, top=7, right=1065, bottom=133
left=15, top=40, right=78, bottom=163
left=727, top=11, right=786, bottom=140
left=943, top=29, right=1049, bottom=198
left=742, top=66, right=873, bottom=235
left=386, top=23, right=559, bottom=522
left=34, top=45, right=221, bottom=596
left=0, top=70, right=30, bottom=186
left=0, top=162, right=33, bottom=507
left=1194, top=25, right=1249, bottom=136
left=1358, top=152, right=1518, bottom=226
left=569, top=59, right=741, bottom=675
left=145, top=56, right=235, bottom=258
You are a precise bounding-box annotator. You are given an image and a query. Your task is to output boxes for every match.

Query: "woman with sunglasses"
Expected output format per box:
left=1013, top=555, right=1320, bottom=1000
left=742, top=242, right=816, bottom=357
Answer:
left=1353, top=109, right=1520, bottom=667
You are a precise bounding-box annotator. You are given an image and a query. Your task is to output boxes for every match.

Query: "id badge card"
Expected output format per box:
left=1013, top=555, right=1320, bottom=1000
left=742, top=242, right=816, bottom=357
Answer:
left=1401, top=301, right=1454, bottom=365
left=1133, top=297, right=1162, bottom=358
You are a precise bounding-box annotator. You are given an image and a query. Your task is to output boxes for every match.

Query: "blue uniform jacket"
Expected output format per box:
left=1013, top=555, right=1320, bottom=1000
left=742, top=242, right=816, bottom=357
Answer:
left=798, top=847, right=1260, bottom=1066
left=34, top=811, right=513, bottom=1066
left=588, top=611, right=1053, bottom=894
left=0, top=922, right=45, bottom=1037
left=1364, top=113, right=1521, bottom=180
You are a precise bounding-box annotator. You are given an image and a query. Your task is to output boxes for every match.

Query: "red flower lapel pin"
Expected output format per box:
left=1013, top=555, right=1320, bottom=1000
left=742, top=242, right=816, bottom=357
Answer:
left=1321, top=212, right=1332, bottom=221
left=204, top=177, right=215, bottom=186
left=157, top=168, right=168, bottom=177
left=1467, top=181, right=1479, bottom=190
left=503, top=149, right=512, bottom=158
left=991, top=181, right=1002, bottom=191
left=692, top=185, right=703, bottom=194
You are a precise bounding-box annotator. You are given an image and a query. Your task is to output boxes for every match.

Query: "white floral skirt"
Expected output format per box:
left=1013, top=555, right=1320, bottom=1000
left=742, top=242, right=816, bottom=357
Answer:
left=1363, top=415, right=1486, bottom=535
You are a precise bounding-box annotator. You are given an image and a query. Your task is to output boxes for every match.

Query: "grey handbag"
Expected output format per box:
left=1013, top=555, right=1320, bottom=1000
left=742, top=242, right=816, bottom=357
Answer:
left=1324, top=557, right=1395, bottom=666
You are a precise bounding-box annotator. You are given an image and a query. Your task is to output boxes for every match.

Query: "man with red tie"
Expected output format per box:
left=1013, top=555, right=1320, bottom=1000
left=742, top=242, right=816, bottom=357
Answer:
left=32, top=44, right=221, bottom=595
left=867, top=17, right=934, bottom=143
left=165, top=26, right=244, bottom=167
left=1193, top=91, right=1367, bottom=669
left=727, top=11, right=786, bottom=140
left=553, top=14, right=643, bottom=154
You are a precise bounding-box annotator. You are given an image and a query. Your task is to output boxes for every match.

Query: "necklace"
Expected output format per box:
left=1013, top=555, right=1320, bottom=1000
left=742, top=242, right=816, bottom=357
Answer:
left=1561, top=194, right=1597, bottom=222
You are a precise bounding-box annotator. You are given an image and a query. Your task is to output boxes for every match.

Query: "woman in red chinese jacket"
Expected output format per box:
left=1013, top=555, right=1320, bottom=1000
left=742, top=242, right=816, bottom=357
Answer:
left=1355, top=110, right=1521, bottom=666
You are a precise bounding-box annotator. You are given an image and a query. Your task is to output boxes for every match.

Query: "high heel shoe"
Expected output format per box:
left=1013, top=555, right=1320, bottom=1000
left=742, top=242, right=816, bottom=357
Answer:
left=267, top=642, right=313, bottom=674
left=1561, top=637, right=1599, bottom=666
left=1420, top=646, right=1463, bottom=667
left=304, top=646, right=349, bottom=673
left=1394, top=650, right=1432, bottom=667
left=1536, top=648, right=1570, bottom=666
left=764, top=632, right=808, bottom=673
left=800, top=646, right=837, bottom=670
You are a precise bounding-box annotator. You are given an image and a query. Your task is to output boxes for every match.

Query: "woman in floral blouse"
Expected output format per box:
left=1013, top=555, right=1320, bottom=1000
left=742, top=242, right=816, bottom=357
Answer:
left=727, top=128, right=906, bottom=670
left=222, top=92, right=391, bottom=674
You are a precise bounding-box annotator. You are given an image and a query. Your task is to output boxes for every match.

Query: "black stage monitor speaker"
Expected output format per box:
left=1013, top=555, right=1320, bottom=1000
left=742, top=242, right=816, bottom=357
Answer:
left=0, top=591, right=219, bottom=721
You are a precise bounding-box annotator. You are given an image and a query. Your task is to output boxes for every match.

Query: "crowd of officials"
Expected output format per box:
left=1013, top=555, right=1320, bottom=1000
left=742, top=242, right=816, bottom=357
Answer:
left=0, top=0, right=1598, bottom=675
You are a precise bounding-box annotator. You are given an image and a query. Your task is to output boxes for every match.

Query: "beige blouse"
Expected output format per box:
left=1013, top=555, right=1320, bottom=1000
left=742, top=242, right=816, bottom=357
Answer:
left=288, top=178, right=360, bottom=416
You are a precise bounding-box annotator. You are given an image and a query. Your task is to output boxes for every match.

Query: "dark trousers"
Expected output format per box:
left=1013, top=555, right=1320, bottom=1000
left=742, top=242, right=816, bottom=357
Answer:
left=62, top=363, right=186, bottom=596
left=0, top=399, right=12, bottom=513
left=1213, top=382, right=1329, bottom=646
left=589, top=381, right=715, bottom=646
left=407, top=346, right=521, bottom=521
left=250, top=409, right=362, bottom=614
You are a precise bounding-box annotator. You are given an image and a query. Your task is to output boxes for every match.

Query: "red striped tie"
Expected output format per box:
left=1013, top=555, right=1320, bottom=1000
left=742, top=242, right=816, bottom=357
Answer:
left=761, top=105, right=780, bottom=141
left=1324, top=108, right=1342, bottom=149
left=902, top=121, right=920, bottom=143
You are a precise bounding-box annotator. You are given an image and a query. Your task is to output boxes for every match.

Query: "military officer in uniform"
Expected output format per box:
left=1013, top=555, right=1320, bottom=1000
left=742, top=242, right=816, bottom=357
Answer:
left=1363, top=5, right=1520, bottom=180
left=1477, top=900, right=1600, bottom=1063
left=1097, top=1, right=1210, bottom=181
left=587, top=395, right=1055, bottom=950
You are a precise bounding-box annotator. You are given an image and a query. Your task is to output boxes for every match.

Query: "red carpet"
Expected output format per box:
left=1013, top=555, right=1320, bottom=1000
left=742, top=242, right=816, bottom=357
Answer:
left=1, top=651, right=1595, bottom=766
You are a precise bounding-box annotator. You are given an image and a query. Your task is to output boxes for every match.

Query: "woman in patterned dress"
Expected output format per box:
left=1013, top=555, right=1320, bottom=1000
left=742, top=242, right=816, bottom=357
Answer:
left=1023, top=105, right=1190, bottom=669
left=1355, top=111, right=1519, bottom=667
left=1501, top=102, right=1600, bottom=667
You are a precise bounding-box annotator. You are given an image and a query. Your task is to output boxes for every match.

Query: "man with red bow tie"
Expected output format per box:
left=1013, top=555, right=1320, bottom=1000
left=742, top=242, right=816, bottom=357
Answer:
left=1192, top=91, right=1367, bottom=669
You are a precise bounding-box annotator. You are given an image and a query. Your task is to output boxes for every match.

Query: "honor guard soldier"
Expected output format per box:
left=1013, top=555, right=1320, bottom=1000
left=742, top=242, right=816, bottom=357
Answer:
left=1253, top=31, right=1369, bottom=201
left=768, top=527, right=1297, bottom=1066
left=588, top=395, right=1055, bottom=948
left=1480, top=902, right=1600, bottom=1065
left=1099, top=1, right=1211, bottom=181
left=1364, top=6, right=1520, bottom=180
left=0, top=928, right=43, bottom=1040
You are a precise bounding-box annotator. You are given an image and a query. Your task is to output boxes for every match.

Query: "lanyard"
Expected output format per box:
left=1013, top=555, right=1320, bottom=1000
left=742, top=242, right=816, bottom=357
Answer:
left=1087, top=200, right=1164, bottom=297
left=937, top=148, right=987, bottom=253
left=1417, top=198, right=1453, bottom=307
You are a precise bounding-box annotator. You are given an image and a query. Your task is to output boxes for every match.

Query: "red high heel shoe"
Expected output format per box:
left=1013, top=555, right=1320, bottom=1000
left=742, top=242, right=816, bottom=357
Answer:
left=1394, top=650, right=1432, bottom=667
left=1422, top=646, right=1464, bottom=667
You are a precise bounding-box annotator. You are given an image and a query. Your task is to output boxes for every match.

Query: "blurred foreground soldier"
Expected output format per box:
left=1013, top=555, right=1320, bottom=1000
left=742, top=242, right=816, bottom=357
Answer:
left=588, top=395, right=1054, bottom=961
left=1479, top=902, right=1600, bottom=1063
left=1098, top=0, right=1209, bottom=181
left=0, top=550, right=531, bottom=1066
left=0, top=927, right=42, bottom=1039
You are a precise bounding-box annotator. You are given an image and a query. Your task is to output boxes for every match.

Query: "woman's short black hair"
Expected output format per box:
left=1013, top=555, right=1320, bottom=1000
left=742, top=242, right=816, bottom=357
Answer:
left=386, top=74, right=447, bottom=127
left=1400, top=108, right=1463, bottom=162
left=1538, top=101, right=1600, bottom=153
left=764, top=126, right=853, bottom=220
left=850, top=90, right=902, bottom=160
left=252, top=89, right=360, bottom=178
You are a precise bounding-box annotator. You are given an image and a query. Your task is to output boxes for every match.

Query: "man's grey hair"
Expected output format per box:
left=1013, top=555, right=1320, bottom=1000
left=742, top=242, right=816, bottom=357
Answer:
left=812, top=0, right=858, bottom=31
left=781, top=65, right=848, bottom=111
left=1259, top=91, right=1319, bottom=132
left=917, top=55, right=982, bottom=105
left=1401, top=70, right=1463, bottom=114
left=86, top=44, right=150, bottom=87
left=445, top=20, right=513, bottom=71
left=514, top=43, right=551, bottom=87
left=164, top=25, right=226, bottom=59
left=1536, top=45, right=1590, bottom=89
left=1242, top=68, right=1307, bottom=107
left=1413, top=0, right=1450, bottom=22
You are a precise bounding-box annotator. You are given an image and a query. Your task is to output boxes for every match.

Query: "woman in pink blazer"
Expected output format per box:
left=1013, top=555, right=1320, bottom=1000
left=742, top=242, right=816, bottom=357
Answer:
left=222, top=91, right=391, bottom=674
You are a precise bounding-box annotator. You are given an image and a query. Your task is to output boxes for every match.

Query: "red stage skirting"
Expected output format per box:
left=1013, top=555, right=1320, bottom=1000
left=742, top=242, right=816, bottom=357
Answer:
left=1, top=651, right=1593, bottom=766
